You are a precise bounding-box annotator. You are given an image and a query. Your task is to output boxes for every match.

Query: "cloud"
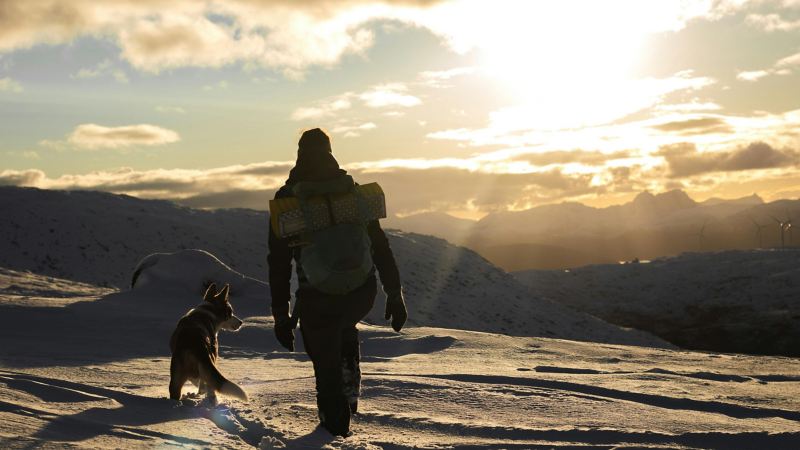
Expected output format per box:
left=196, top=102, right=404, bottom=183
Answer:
left=331, top=122, right=377, bottom=137
left=651, top=117, right=733, bottom=135
left=658, top=141, right=800, bottom=177
left=746, top=13, right=800, bottom=31
left=5, top=150, right=43, bottom=160
left=426, top=71, right=716, bottom=145
left=291, top=94, right=353, bottom=121
left=418, top=66, right=477, bottom=87
left=0, top=169, right=45, bottom=186
left=776, top=50, right=800, bottom=68
left=177, top=189, right=277, bottom=210
left=515, top=150, right=633, bottom=167
left=656, top=101, right=722, bottom=112
left=0, top=0, right=738, bottom=78
left=118, top=13, right=261, bottom=73
left=72, top=59, right=128, bottom=83
left=0, top=156, right=608, bottom=214
left=0, top=76, right=22, bottom=92
left=0, top=161, right=293, bottom=204
left=291, top=82, right=420, bottom=121
left=0, top=1, right=429, bottom=76
left=358, top=83, right=421, bottom=108
left=736, top=70, right=770, bottom=81
left=232, top=162, right=294, bottom=176
left=350, top=166, right=599, bottom=213
left=202, top=80, right=229, bottom=91
left=66, top=124, right=180, bottom=149
left=3, top=142, right=799, bottom=214
left=736, top=49, right=800, bottom=82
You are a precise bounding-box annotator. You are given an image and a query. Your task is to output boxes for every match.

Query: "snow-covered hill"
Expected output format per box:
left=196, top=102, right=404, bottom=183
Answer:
left=1, top=269, right=798, bottom=449
left=0, top=186, right=269, bottom=287
left=514, top=249, right=800, bottom=356
left=0, top=186, right=664, bottom=345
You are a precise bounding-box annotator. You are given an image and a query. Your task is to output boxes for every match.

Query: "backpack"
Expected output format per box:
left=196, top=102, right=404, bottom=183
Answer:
left=292, top=176, right=374, bottom=295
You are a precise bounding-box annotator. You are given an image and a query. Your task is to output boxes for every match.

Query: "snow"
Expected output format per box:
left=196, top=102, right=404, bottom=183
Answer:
left=513, top=249, right=800, bottom=356
left=0, top=186, right=664, bottom=346
left=131, top=249, right=268, bottom=304
left=2, top=187, right=799, bottom=448
left=2, top=269, right=799, bottom=448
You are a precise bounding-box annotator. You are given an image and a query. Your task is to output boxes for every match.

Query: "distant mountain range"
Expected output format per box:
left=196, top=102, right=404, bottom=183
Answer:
left=386, top=190, right=799, bottom=270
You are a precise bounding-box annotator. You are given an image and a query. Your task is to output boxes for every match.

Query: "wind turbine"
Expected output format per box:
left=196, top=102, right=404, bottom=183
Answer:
left=770, top=215, right=788, bottom=248
left=691, top=219, right=708, bottom=249
left=750, top=217, right=767, bottom=248
left=785, top=211, right=793, bottom=246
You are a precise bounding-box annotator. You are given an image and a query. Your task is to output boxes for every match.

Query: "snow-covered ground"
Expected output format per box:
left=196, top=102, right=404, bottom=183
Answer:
left=514, top=249, right=800, bottom=356
left=3, top=188, right=798, bottom=448
left=0, top=186, right=663, bottom=345
left=2, top=268, right=799, bottom=449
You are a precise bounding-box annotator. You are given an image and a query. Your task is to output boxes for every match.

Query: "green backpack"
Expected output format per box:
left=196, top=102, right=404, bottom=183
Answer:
left=292, top=176, right=374, bottom=295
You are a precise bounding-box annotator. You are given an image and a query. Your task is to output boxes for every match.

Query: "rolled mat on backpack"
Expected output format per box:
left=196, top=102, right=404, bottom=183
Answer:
left=269, top=182, right=386, bottom=238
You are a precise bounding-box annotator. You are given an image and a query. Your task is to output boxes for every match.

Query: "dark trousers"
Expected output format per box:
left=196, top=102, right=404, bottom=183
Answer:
left=297, top=275, right=376, bottom=428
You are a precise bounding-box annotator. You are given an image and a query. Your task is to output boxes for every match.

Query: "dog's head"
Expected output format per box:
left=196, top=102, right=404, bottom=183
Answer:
left=203, top=283, right=243, bottom=331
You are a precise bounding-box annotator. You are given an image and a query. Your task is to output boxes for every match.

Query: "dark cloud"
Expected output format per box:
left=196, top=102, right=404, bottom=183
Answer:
left=651, top=117, right=732, bottom=135
left=88, top=178, right=198, bottom=193
left=233, top=163, right=294, bottom=176
left=606, top=165, right=648, bottom=194
left=176, top=189, right=276, bottom=210
left=0, top=162, right=631, bottom=214
left=0, top=169, right=45, bottom=186
left=658, top=141, right=799, bottom=177
left=0, top=1, right=88, bottom=51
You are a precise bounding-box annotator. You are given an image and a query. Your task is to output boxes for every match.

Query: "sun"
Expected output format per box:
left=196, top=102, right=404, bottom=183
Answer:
left=474, top=1, right=668, bottom=131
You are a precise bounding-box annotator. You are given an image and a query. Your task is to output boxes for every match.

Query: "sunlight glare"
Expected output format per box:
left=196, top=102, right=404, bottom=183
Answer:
left=476, top=1, right=688, bottom=131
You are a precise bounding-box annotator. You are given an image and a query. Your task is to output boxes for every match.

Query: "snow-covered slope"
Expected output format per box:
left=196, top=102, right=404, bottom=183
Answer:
left=0, top=186, right=665, bottom=345
left=370, top=231, right=666, bottom=345
left=514, top=249, right=800, bottom=356
left=0, top=186, right=269, bottom=288
left=1, top=270, right=798, bottom=449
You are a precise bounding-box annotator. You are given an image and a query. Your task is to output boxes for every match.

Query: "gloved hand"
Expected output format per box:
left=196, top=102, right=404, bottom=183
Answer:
left=384, top=289, right=408, bottom=332
left=274, top=314, right=297, bottom=351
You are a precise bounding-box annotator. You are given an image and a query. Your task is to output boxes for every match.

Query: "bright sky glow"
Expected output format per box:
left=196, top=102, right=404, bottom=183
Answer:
left=2, top=0, right=800, bottom=218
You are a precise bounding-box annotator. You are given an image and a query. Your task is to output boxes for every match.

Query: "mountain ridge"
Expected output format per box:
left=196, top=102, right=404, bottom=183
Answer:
left=391, top=189, right=797, bottom=270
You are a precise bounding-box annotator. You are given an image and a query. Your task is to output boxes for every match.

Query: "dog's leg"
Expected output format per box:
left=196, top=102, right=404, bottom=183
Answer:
left=198, top=380, right=208, bottom=396
left=204, top=390, right=218, bottom=407
left=169, top=357, right=188, bottom=401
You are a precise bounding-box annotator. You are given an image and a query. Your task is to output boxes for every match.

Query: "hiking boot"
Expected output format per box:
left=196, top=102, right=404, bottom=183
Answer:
left=317, top=393, right=351, bottom=437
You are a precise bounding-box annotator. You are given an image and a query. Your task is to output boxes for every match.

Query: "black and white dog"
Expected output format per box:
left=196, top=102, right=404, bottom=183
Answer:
left=169, top=283, right=247, bottom=403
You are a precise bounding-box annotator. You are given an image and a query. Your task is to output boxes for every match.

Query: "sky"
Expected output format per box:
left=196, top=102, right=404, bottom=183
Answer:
left=1, top=0, right=800, bottom=219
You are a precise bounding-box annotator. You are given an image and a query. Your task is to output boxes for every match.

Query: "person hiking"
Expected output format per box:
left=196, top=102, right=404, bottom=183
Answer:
left=268, top=128, right=408, bottom=437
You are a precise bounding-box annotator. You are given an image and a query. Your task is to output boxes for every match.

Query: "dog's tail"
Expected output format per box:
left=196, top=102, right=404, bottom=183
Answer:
left=130, top=253, right=162, bottom=289
left=198, top=356, right=248, bottom=401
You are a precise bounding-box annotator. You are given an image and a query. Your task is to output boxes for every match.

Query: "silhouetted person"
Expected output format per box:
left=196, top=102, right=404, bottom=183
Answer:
left=268, top=128, right=407, bottom=437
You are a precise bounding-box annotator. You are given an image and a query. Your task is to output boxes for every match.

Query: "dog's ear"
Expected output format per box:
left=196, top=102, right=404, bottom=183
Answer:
left=217, top=284, right=230, bottom=302
left=204, top=283, right=217, bottom=302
